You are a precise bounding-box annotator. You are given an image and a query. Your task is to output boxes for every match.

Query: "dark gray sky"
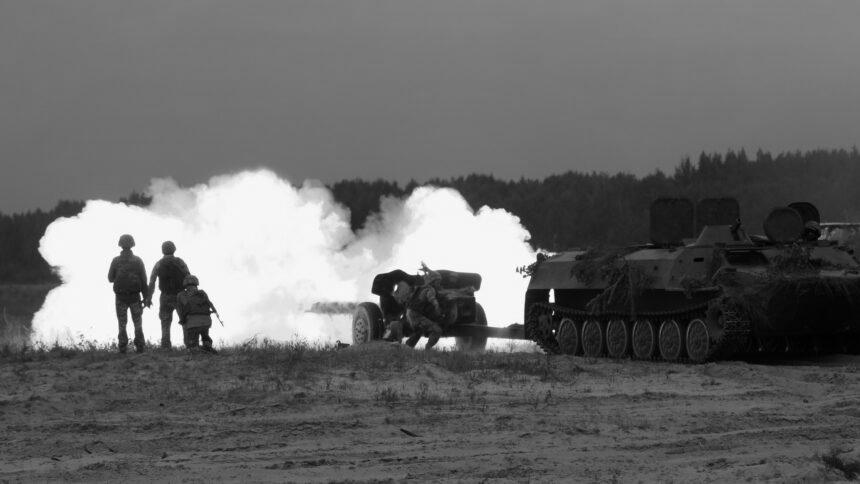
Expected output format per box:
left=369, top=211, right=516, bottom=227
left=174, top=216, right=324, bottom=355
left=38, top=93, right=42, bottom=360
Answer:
left=2, top=1, right=859, bottom=211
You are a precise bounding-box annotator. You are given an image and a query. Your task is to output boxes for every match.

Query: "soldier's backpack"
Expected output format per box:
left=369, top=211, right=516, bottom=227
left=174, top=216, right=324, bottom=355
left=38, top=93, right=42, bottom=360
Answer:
left=158, top=257, right=186, bottom=295
left=185, top=290, right=212, bottom=316
left=113, top=258, right=143, bottom=294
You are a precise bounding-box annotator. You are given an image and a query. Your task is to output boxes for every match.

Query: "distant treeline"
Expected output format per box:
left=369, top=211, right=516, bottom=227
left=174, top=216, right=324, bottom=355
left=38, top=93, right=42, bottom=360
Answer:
left=3, top=148, right=860, bottom=283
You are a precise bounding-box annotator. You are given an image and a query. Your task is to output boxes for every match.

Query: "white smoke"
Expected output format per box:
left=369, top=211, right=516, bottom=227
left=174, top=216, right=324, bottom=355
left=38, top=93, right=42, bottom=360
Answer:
left=33, top=169, right=536, bottom=347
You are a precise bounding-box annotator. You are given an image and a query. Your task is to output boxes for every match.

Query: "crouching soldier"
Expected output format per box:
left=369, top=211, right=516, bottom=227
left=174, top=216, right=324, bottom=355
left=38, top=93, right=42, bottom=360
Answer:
left=404, top=267, right=445, bottom=350
left=176, top=275, right=218, bottom=353
left=108, top=234, right=149, bottom=353
left=383, top=281, right=414, bottom=342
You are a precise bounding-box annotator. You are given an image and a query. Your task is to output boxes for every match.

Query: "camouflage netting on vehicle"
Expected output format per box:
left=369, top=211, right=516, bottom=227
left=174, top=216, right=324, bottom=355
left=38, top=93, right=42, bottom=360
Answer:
left=569, top=248, right=653, bottom=316
left=584, top=262, right=654, bottom=316
left=569, top=247, right=637, bottom=285
left=716, top=244, right=860, bottom=334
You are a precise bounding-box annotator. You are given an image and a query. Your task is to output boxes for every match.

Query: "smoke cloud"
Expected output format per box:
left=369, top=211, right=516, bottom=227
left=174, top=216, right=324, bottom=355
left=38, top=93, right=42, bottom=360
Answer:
left=33, top=170, right=536, bottom=347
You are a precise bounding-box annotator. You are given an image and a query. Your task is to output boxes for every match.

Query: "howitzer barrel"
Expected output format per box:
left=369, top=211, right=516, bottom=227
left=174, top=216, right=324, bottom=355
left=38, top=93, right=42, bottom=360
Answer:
left=444, top=323, right=525, bottom=340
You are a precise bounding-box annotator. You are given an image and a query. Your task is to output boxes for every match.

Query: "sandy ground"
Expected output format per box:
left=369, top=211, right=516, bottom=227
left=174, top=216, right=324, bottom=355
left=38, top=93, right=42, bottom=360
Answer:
left=2, top=342, right=860, bottom=483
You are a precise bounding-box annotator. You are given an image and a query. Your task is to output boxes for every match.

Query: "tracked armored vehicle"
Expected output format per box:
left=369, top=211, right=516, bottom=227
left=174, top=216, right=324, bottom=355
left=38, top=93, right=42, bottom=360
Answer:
left=524, top=198, right=860, bottom=362
left=352, top=269, right=524, bottom=350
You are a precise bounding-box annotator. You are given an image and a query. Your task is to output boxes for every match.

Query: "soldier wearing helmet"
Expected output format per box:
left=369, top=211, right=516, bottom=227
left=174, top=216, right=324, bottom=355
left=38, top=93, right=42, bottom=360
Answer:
left=176, top=274, right=218, bottom=353
left=403, top=262, right=445, bottom=349
left=107, top=234, right=149, bottom=353
left=145, top=240, right=190, bottom=349
left=383, top=281, right=414, bottom=342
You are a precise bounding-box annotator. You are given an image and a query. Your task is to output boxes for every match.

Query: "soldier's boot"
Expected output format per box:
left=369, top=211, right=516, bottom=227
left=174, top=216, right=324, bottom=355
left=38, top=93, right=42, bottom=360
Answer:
left=384, top=321, right=404, bottom=342
left=133, top=326, right=146, bottom=353
left=425, top=334, right=440, bottom=350
left=404, top=333, right=421, bottom=348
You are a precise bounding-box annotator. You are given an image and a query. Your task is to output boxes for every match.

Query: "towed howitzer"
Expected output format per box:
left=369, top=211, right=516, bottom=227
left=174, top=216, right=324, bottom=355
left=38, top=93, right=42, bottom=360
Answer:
left=352, top=268, right=525, bottom=350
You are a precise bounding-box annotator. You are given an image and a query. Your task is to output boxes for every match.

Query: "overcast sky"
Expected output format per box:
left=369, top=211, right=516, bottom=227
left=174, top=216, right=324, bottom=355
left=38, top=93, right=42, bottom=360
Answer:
left=2, top=0, right=859, bottom=211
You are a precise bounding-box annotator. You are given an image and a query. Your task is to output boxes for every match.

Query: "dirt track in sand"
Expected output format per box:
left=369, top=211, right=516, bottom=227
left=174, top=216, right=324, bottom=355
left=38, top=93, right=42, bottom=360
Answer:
left=1, top=343, right=860, bottom=482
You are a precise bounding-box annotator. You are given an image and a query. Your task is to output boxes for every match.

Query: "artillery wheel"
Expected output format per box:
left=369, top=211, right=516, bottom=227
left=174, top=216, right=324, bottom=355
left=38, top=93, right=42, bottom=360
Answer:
left=352, top=302, right=384, bottom=344
left=632, top=319, right=657, bottom=359
left=606, top=319, right=630, bottom=359
left=556, top=318, right=581, bottom=355
left=659, top=319, right=685, bottom=361
left=685, top=319, right=711, bottom=363
left=581, top=319, right=604, bottom=357
left=455, top=303, right=488, bottom=351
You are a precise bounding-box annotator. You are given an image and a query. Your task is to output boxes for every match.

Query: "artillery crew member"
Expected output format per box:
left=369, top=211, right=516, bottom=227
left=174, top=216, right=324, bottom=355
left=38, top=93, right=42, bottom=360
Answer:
left=404, top=265, right=445, bottom=350
left=145, top=241, right=190, bottom=348
left=384, top=281, right=414, bottom=342
left=107, top=234, right=148, bottom=353
left=176, top=275, right=218, bottom=353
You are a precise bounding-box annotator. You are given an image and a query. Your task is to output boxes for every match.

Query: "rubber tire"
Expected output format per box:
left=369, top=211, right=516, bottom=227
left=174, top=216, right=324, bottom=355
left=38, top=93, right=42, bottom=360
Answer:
left=455, top=303, right=488, bottom=351
left=556, top=318, right=581, bottom=355
left=685, top=318, right=711, bottom=363
left=606, top=319, right=630, bottom=359
left=632, top=320, right=657, bottom=360
left=659, top=319, right=685, bottom=361
left=581, top=319, right=604, bottom=357
left=352, top=302, right=384, bottom=345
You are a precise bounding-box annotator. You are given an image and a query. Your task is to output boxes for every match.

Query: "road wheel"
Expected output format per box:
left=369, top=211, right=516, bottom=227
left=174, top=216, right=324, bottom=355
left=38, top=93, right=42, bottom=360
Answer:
left=456, top=303, right=488, bottom=351
left=581, top=319, right=604, bottom=357
left=352, top=302, right=384, bottom=344
left=632, top=319, right=657, bottom=359
left=659, top=319, right=685, bottom=361
left=606, top=319, right=630, bottom=358
left=685, top=318, right=711, bottom=363
left=556, top=318, right=581, bottom=355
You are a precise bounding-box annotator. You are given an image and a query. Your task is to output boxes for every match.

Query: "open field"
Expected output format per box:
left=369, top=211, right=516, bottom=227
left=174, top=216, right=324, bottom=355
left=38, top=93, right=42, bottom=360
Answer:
left=2, top=341, right=860, bottom=482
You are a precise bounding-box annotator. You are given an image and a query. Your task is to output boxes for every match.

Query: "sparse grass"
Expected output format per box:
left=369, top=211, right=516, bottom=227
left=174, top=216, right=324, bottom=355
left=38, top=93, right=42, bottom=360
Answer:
left=0, top=283, right=57, bottom=353
left=0, top=338, right=575, bottom=389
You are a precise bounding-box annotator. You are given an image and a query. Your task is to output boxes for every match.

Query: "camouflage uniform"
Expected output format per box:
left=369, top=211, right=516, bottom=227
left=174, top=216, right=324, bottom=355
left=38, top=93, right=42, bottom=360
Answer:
left=176, top=286, right=216, bottom=351
left=404, top=284, right=444, bottom=349
left=147, top=255, right=190, bottom=348
left=108, top=249, right=148, bottom=352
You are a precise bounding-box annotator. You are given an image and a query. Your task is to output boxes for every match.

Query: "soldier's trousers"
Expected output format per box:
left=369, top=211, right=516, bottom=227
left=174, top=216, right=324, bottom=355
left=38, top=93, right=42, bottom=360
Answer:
left=158, top=293, right=179, bottom=348
left=405, top=309, right=443, bottom=349
left=185, top=326, right=213, bottom=350
left=116, top=296, right=144, bottom=351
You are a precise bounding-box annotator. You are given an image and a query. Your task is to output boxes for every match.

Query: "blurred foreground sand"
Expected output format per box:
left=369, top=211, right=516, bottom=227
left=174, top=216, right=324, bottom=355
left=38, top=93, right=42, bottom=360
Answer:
left=2, top=342, right=859, bottom=482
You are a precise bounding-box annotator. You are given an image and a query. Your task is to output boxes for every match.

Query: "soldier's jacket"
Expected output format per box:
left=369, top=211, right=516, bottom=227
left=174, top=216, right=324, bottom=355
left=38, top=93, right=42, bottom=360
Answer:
left=108, top=250, right=147, bottom=301
left=407, top=285, right=442, bottom=321
left=147, top=255, right=190, bottom=298
left=176, top=287, right=215, bottom=329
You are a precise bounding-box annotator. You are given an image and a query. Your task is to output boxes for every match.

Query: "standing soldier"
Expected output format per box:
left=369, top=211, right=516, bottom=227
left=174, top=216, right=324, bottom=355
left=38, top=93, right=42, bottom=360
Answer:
left=145, top=241, right=190, bottom=349
left=176, top=275, right=218, bottom=353
left=404, top=264, right=446, bottom=350
left=108, top=234, right=149, bottom=353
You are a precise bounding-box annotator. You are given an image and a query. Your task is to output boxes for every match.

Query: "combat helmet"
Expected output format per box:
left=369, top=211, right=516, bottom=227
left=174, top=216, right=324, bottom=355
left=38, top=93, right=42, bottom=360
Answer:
left=183, top=275, right=199, bottom=287
left=162, top=240, right=176, bottom=255
left=392, top=281, right=413, bottom=305
left=118, top=234, right=135, bottom=249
